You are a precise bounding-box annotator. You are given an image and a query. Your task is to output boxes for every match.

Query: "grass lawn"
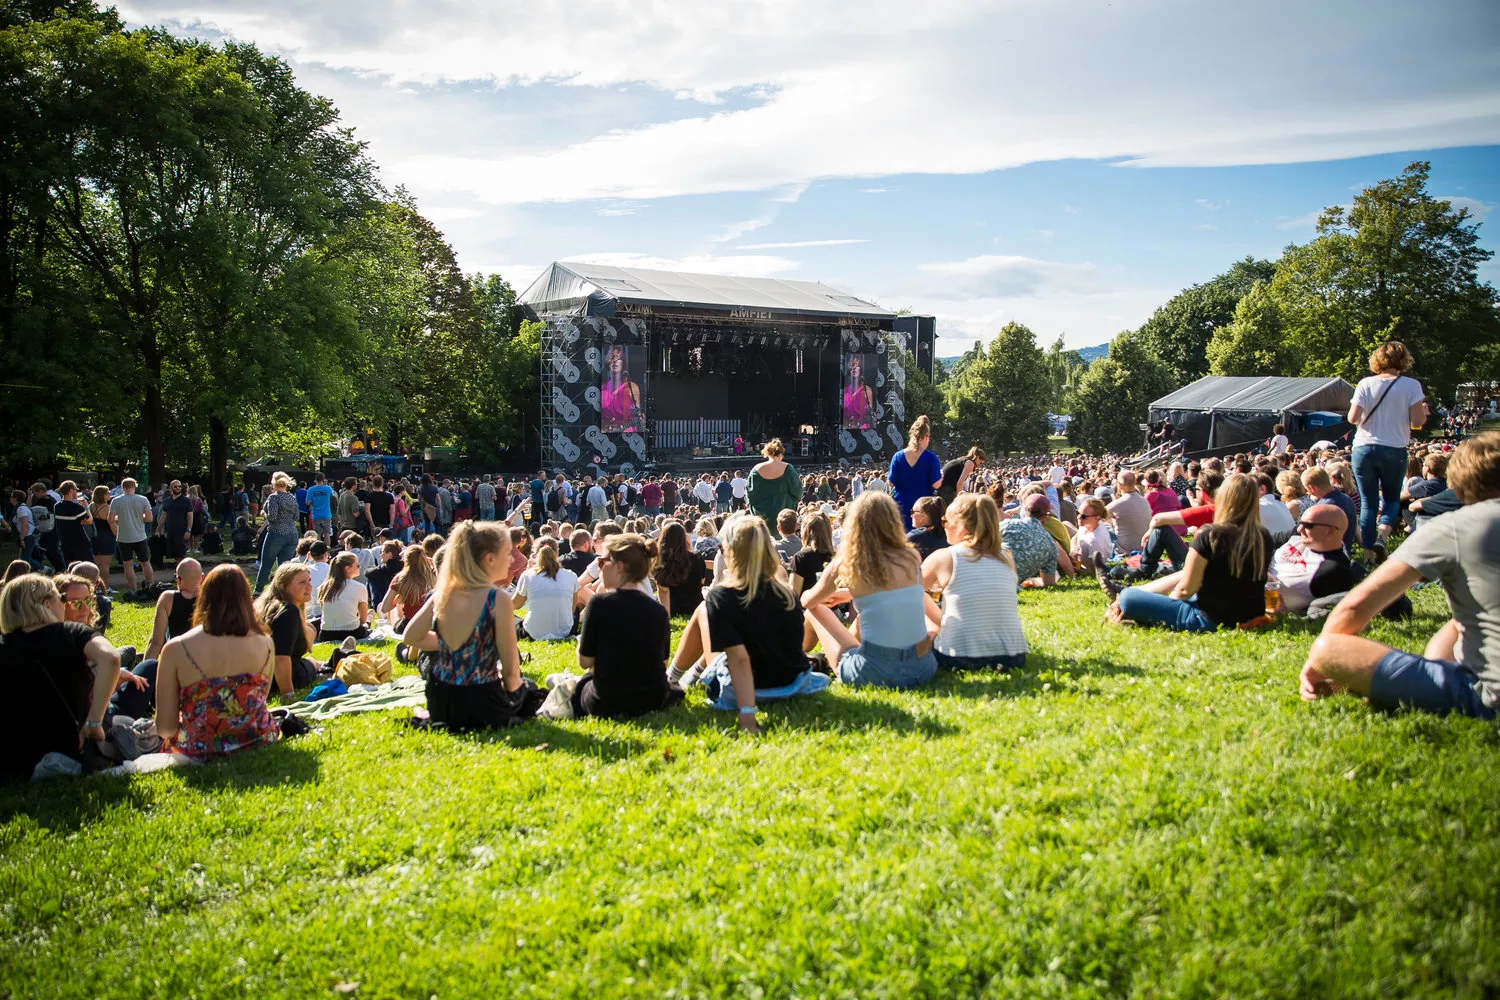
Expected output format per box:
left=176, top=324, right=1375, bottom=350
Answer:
left=2, top=580, right=1498, bottom=998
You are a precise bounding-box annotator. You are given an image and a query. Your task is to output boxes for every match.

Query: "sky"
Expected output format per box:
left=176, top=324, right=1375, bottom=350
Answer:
left=117, top=0, right=1500, bottom=355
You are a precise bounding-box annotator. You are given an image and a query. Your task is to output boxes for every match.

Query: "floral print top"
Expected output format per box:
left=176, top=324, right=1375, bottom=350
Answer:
left=170, top=645, right=281, bottom=759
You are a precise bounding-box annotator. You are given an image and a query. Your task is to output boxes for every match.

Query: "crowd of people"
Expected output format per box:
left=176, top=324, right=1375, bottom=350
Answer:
left=1, top=341, right=1497, bottom=781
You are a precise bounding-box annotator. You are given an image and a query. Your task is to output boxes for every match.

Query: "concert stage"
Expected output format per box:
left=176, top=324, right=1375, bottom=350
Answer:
left=519, top=263, right=926, bottom=474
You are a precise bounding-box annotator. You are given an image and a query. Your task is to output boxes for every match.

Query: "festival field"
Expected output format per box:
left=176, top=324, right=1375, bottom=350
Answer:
left=3, top=582, right=1495, bottom=1000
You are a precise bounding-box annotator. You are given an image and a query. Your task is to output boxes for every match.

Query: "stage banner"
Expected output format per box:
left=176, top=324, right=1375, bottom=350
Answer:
left=839, top=328, right=906, bottom=467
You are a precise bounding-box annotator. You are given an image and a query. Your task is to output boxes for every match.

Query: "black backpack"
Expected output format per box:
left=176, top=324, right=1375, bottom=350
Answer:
left=547, top=486, right=564, bottom=513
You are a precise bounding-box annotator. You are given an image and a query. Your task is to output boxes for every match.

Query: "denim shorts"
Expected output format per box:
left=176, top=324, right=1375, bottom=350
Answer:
left=934, top=650, right=1027, bottom=672
left=1370, top=649, right=1496, bottom=719
left=838, top=639, right=937, bottom=689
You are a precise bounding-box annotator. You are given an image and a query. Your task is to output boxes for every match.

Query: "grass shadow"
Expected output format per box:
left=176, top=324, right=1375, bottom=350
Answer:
left=170, top=739, right=322, bottom=792
left=921, top=651, right=1146, bottom=701
left=0, top=772, right=155, bottom=834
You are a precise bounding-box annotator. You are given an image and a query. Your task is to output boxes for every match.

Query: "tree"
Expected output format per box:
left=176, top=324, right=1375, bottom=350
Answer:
left=1272, top=161, right=1499, bottom=402
left=1067, top=329, right=1175, bottom=454
left=1043, top=335, right=1086, bottom=414
left=944, top=322, right=1052, bottom=454
left=1138, top=256, right=1276, bottom=382
left=1205, top=281, right=1302, bottom=377
left=896, top=349, right=946, bottom=446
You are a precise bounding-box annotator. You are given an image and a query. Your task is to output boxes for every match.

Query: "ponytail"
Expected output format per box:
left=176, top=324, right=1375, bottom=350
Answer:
left=909, top=414, right=932, bottom=448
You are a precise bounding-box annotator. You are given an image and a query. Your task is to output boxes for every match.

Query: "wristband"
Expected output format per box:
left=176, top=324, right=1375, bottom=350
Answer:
left=738, top=706, right=757, bottom=716
left=84, top=719, right=103, bottom=728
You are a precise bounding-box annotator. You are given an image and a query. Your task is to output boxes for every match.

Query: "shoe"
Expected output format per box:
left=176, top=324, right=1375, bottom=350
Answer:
left=1094, top=554, right=1123, bottom=599
left=341, top=636, right=358, bottom=652
left=117, top=645, right=138, bottom=673
left=1368, top=541, right=1387, bottom=565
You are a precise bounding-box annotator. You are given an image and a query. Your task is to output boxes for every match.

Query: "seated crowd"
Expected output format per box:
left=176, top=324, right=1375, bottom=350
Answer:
left=2, top=343, right=1496, bottom=780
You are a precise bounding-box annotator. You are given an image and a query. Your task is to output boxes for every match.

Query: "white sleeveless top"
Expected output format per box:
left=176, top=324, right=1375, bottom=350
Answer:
left=935, top=544, right=1028, bottom=658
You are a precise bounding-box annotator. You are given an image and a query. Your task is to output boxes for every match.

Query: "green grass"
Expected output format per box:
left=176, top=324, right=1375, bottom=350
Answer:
left=3, top=582, right=1498, bottom=998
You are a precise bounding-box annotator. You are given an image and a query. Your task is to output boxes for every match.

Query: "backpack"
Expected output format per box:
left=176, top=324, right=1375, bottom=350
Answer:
left=626, top=484, right=641, bottom=507
left=547, top=486, right=564, bottom=513
left=28, top=504, right=54, bottom=535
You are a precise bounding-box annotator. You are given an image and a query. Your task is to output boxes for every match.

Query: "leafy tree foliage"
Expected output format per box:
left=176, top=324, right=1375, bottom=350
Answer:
left=896, top=350, right=946, bottom=447
left=1043, top=335, right=1087, bottom=414
left=1138, top=257, right=1276, bottom=382
left=1205, top=281, right=1301, bottom=377
left=1066, top=330, right=1175, bottom=454
left=1271, top=161, right=1498, bottom=401
left=945, top=322, right=1052, bottom=454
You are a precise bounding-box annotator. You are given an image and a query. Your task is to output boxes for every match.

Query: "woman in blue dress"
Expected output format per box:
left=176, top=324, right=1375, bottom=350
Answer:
left=887, top=415, right=943, bottom=530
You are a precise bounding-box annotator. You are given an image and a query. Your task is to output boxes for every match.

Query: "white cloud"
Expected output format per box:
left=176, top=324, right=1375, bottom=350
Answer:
left=859, top=187, right=889, bottom=194
left=915, top=255, right=1113, bottom=300
left=736, top=238, right=867, bottom=249
left=118, top=0, right=1500, bottom=205
left=1194, top=198, right=1227, bottom=210
left=1444, top=195, right=1494, bottom=220
left=562, top=252, right=800, bottom=278
left=1275, top=208, right=1332, bottom=230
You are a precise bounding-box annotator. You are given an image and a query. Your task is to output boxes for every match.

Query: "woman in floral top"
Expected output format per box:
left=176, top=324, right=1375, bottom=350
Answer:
left=157, top=565, right=280, bottom=759
left=254, top=472, right=302, bottom=593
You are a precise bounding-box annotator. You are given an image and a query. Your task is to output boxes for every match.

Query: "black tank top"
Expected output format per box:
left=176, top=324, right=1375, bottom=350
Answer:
left=168, top=590, right=196, bottom=638
left=939, top=458, right=967, bottom=500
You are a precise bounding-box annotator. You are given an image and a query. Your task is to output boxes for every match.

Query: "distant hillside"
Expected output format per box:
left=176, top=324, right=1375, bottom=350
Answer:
left=938, top=342, right=1109, bottom=366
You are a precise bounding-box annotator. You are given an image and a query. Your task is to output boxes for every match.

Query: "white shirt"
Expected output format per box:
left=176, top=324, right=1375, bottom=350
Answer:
left=1351, top=374, right=1425, bottom=449
left=1048, top=465, right=1066, bottom=484
left=694, top=481, right=714, bottom=503
left=306, top=561, right=331, bottom=617
left=319, top=579, right=369, bottom=631
left=730, top=475, right=748, bottom=499
left=1268, top=434, right=1290, bottom=455
left=1258, top=494, right=1298, bottom=539
left=586, top=485, right=608, bottom=511
left=515, top=568, right=579, bottom=640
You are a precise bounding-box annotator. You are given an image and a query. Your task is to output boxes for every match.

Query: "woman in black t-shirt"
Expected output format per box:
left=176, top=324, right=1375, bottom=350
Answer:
left=652, top=520, right=703, bottom=619
left=668, top=515, right=806, bottom=734
left=788, top=513, right=835, bottom=598
left=253, top=562, right=316, bottom=695
left=0, top=574, right=121, bottom=782
left=573, top=534, right=682, bottom=720
left=1111, top=474, right=1271, bottom=631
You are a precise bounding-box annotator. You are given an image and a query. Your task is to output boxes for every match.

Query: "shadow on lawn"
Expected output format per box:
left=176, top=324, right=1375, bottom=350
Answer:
left=925, top=651, right=1145, bottom=701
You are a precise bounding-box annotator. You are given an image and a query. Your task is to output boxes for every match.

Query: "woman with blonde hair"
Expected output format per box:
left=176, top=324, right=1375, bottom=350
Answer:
left=1070, top=496, right=1115, bottom=566
left=922, top=493, right=1027, bottom=670
left=254, top=561, right=316, bottom=694
left=801, top=492, right=937, bottom=688
left=314, top=552, right=369, bottom=643
left=887, top=415, right=943, bottom=530
left=668, top=514, right=809, bottom=733
left=402, top=521, right=537, bottom=729
left=574, top=533, right=682, bottom=720
left=746, top=438, right=802, bottom=525
left=512, top=537, right=580, bottom=640
left=0, top=574, right=120, bottom=782
left=1348, top=340, right=1428, bottom=557
left=1112, top=473, right=1271, bottom=632
left=254, top=472, right=301, bottom=592
left=379, top=545, right=436, bottom=628
left=1277, top=469, right=1313, bottom=520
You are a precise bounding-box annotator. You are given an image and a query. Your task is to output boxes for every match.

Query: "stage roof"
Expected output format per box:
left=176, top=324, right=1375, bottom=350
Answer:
left=1151, top=375, right=1354, bottom=414
left=518, top=261, right=894, bottom=320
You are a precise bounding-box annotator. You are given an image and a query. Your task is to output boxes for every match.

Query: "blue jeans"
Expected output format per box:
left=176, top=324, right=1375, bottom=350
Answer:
left=255, top=530, right=298, bottom=591
left=1116, top=588, right=1216, bottom=632
left=18, top=535, right=44, bottom=571
left=1352, top=444, right=1406, bottom=548
left=1137, top=526, right=1188, bottom=576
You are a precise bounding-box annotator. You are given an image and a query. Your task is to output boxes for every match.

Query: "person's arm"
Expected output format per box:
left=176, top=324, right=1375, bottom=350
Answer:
left=1320, top=560, right=1425, bottom=637
left=921, top=547, right=954, bottom=592
left=800, top=556, right=843, bottom=609
left=356, top=599, right=369, bottom=626
left=1347, top=402, right=1365, bottom=425
left=658, top=585, right=671, bottom=616
left=143, top=592, right=172, bottom=660
left=491, top=589, right=522, bottom=692
left=1408, top=398, right=1428, bottom=429
left=80, top=635, right=122, bottom=745
left=379, top=585, right=399, bottom=621
left=1168, top=548, right=1207, bottom=601
left=154, top=642, right=182, bottom=741
left=723, top=644, right=759, bottom=734
left=401, top=595, right=440, bottom=652
left=184, top=507, right=193, bottom=538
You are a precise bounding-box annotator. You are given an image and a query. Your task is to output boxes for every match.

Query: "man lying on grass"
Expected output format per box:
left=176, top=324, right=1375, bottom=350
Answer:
left=1301, top=431, right=1499, bottom=719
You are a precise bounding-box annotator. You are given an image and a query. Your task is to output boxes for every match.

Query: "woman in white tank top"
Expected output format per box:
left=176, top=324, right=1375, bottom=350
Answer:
left=921, top=493, right=1028, bottom=670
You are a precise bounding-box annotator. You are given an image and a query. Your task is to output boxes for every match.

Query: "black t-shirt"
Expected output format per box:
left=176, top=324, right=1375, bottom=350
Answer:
left=577, top=590, right=670, bottom=718
left=0, top=622, right=95, bottom=783
left=704, top=583, right=805, bottom=688
left=367, top=491, right=395, bottom=528
left=53, top=499, right=91, bottom=555
left=938, top=458, right=967, bottom=501
left=161, top=495, right=193, bottom=534
left=1191, top=525, right=1272, bottom=626
left=1307, top=546, right=1358, bottom=600
left=788, top=548, right=832, bottom=597
left=269, top=604, right=310, bottom=666
left=560, top=550, right=596, bottom=577
left=906, top=526, right=948, bottom=561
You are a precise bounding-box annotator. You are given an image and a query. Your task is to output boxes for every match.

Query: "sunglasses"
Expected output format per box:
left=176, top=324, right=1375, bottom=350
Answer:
left=1295, top=521, right=1329, bottom=533
left=63, top=597, right=93, bottom=610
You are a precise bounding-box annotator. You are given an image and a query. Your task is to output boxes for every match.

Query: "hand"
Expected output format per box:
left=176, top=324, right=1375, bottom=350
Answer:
left=123, top=672, right=148, bottom=691
left=80, top=721, right=105, bottom=746
left=1299, top=662, right=1335, bottom=701
left=736, top=713, right=762, bottom=735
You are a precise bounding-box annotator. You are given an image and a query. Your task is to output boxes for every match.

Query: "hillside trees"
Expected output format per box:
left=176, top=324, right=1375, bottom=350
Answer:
left=945, top=322, right=1052, bottom=454
left=1066, top=330, right=1175, bottom=454
left=1137, top=256, right=1276, bottom=382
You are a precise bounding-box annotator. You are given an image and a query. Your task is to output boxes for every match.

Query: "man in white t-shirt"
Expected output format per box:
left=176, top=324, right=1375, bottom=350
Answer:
left=693, top=476, right=714, bottom=510
left=730, top=470, right=748, bottom=509
left=109, top=477, right=156, bottom=591
left=1256, top=472, right=1298, bottom=544
left=1048, top=463, right=1066, bottom=485
left=1105, top=470, right=1152, bottom=552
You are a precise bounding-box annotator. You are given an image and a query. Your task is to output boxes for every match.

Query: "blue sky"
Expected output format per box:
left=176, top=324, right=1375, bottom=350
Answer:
left=119, top=0, right=1500, bottom=354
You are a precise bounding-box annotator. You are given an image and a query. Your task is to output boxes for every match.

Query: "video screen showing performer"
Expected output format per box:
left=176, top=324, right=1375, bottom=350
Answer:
left=600, top=344, right=643, bottom=433
left=841, top=353, right=877, bottom=429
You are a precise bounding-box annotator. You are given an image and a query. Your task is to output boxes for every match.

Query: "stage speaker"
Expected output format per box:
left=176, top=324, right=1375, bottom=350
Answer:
left=893, top=315, right=936, bottom=380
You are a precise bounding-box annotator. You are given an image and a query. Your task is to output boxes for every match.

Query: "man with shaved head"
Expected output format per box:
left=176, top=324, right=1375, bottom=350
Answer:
left=1106, top=469, right=1153, bottom=561
left=1270, top=504, right=1358, bottom=615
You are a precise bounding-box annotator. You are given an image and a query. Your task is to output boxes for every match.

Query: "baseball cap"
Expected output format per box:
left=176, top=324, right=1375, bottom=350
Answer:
left=1024, top=494, right=1051, bottom=515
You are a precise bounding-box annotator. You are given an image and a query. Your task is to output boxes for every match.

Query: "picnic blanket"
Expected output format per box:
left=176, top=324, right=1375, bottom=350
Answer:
left=283, top=674, right=427, bottom=720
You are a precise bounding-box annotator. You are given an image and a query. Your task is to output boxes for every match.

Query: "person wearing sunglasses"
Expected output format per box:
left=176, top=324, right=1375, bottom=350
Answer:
left=1267, top=506, right=1358, bottom=616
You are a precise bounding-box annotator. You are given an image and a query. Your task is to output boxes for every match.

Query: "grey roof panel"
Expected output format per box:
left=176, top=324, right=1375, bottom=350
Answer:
left=1151, top=375, right=1355, bottom=413
left=518, top=261, right=893, bottom=318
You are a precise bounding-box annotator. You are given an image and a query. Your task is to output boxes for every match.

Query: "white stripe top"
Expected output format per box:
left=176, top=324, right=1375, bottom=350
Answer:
left=935, top=544, right=1028, bottom=659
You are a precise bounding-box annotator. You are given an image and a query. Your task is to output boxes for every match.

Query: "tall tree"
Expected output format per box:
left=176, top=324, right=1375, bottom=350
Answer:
left=1066, top=329, right=1176, bottom=454
left=1205, top=281, right=1302, bottom=377
left=1272, top=161, right=1498, bottom=402
left=896, top=349, right=947, bottom=447
left=1137, top=256, right=1276, bottom=382
left=944, top=322, right=1052, bottom=454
